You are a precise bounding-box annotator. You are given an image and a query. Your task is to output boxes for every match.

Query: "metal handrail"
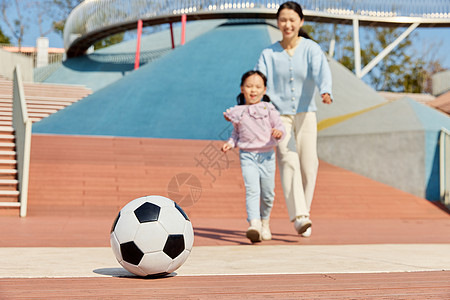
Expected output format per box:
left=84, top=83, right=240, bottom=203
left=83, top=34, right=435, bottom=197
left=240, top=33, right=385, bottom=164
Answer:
left=63, top=0, right=450, bottom=57
left=439, top=128, right=450, bottom=209
left=12, top=65, right=32, bottom=217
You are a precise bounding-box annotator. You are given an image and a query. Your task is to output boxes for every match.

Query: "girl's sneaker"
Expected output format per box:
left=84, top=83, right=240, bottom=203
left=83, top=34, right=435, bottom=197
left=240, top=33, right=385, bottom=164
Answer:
left=261, top=219, right=272, bottom=241
left=246, top=219, right=262, bottom=243
left=301, top=227, right=312, bottom=237
left=294, top=216, right=311, bottom=235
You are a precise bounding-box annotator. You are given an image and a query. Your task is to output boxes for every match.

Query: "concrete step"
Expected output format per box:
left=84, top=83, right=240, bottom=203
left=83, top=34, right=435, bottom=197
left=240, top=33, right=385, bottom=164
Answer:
left=0, top=169, right=18, bottom=176
left=0, top=190, right=20, bottom=196
left=26, top=100, right=78, bottom=106
left=0, top=126, right=13, bottom=133
left=0, top=134, right=15, bottom=140
left=0, top=142, right=15, bottom=150
left=0, top=150, right=15, bottom=155
left=29, top=112, right=51, bottom=118
left=0, top=201, right=20, bottom=208
left=29, top=108, right=59, bottom=114
left=0, top=170, right=18, bottom=180
left=25, top=96, right=80, bottom=102
left=30, top=117, right=42, bottom=123
left=0, top=179, right=18, bottom=190
left=0, top=179, right=18, bottom=184
left=27, top=104, right=66, bottom=110
left=0, top=160, right=17, bottom=168
left=0, top=96, right=82, bottom=103
left=0, top=150, right=16, bottom=160
left=0, top=190, right=21, bottom=206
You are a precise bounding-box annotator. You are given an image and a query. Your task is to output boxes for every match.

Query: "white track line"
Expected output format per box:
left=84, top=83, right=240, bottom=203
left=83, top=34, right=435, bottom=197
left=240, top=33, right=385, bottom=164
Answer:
left=0, top=244, right=449, bottom=278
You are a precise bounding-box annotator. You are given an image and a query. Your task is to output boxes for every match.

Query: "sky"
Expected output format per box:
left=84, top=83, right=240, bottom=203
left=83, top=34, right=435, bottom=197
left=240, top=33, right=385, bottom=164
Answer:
left=1, top=4, right=449, bottom=70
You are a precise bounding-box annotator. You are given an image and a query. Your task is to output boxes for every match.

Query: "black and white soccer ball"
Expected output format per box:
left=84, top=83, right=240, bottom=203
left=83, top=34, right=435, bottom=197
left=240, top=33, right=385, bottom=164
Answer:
left=110, top=195, right=194, bottom=277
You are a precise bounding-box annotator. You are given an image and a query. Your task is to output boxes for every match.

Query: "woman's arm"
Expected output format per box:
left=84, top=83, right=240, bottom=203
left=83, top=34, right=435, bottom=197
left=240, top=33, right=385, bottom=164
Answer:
left=310, top=44, right=333, bottom=102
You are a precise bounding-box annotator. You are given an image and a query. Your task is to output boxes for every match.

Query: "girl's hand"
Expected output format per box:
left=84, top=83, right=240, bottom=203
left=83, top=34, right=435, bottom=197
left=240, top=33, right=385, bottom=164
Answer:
left=223, top=111, right=231, bottom=122
left=321, top=93, right=332, bottom=104
left=222, top=142, right=232, bottom=152
left=272, top=129, right=283, bottom=140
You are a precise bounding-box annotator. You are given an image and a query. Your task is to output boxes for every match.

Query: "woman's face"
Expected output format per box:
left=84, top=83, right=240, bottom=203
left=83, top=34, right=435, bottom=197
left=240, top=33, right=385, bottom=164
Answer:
left=277, top=8, right=304, bottom=40
left=241, top=74, right=266, bottom=105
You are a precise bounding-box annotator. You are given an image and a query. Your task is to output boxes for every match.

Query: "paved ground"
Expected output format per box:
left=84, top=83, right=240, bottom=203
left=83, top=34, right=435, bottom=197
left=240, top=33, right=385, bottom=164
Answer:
left=0, top=213, right=449, bottom=299
left=0, top=149, right=449, bottom=298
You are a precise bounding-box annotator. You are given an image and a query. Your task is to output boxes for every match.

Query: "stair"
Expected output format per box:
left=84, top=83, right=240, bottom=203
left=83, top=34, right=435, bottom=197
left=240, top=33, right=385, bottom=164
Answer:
left=0, top=75, right=91, bottom=214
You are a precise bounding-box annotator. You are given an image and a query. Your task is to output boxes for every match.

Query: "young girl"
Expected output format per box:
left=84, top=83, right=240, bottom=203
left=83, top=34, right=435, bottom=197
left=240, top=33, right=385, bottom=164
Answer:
left=222, top=70, right=285, bottom=243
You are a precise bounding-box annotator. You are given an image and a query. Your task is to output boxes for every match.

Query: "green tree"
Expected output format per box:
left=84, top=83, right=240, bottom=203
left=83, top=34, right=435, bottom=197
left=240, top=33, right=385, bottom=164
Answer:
left=0, top=0, right=28, bottom=49
left=304, top=22, right=446, bottom=93
left=303, top=23, right=355, bottom=71
left=46, top=0, right=84, bottom=37
left=0, top=0, right=58, bottom=48
left=362, top=27, right=415, bottom=91
left=0, top=26, right=11, bottom=44
left=93, top=33, right=125, bottom=50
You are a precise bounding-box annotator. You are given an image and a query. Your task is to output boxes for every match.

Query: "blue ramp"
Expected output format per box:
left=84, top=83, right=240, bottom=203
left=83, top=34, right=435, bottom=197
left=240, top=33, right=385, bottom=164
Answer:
left=33, top=23, right=272, bottom=140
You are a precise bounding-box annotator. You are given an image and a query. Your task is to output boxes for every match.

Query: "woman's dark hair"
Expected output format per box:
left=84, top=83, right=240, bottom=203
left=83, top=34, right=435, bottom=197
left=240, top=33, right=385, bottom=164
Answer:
left=236, top=70, right=271, bottom=105
left=276, top=1, right=311, bottom=39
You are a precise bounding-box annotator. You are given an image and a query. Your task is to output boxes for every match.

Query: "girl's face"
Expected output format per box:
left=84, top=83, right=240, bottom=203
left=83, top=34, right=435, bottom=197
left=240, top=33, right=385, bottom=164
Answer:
left=241, top=74, right=266, bottom=105
left=277, top=8, right=304, bottom=40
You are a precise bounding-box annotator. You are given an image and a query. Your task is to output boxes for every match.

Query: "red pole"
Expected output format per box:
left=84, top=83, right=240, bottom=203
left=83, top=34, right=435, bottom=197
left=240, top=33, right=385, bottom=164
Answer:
left=181, top=14, right=186, bottom=46
left=134, top=19, right=143, bottom=70
left=170, top=22, right=175, bottom=49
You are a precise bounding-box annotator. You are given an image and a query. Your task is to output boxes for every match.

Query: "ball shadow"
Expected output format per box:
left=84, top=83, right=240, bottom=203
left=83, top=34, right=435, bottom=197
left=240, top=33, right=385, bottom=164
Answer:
left=93, top=267, right=177, bottom=279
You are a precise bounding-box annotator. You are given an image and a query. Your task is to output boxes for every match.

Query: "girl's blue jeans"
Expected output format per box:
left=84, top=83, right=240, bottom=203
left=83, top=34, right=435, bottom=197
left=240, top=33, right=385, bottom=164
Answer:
left=239, top=150, right=276, bottom=222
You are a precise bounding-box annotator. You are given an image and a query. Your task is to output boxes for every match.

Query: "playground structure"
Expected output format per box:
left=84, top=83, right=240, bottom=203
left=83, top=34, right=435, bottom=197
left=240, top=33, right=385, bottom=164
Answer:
left=64, top=0, right=450, bottom=78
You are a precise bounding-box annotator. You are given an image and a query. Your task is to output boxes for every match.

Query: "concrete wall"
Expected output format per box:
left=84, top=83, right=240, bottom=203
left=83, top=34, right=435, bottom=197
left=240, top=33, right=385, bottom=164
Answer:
left=318, top=131, right=427, bottom=199
left=0, top=48, right=33, bottom=82
left=432, top=70, right=450, bottom=96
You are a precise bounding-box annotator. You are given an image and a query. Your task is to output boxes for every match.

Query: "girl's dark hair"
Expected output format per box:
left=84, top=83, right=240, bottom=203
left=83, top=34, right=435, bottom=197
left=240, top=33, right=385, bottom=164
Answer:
left=236, top=70, right=271, bottom=105
left=276, top=1, right=311, bottom=39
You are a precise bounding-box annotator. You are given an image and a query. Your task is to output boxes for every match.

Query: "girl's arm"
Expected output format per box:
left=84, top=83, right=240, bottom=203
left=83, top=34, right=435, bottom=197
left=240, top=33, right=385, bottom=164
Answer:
left=223, top=111, right=231, bottom=122
left=268, top=104, right=285, bottom=140
left=222, top=142, right=233, bottom=152
left=222, top=124, right=239, bottom=152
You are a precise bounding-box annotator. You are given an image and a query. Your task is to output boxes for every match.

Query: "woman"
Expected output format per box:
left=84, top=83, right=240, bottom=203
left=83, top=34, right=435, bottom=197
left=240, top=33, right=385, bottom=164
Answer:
left=256, top=1, right=333, bottom=237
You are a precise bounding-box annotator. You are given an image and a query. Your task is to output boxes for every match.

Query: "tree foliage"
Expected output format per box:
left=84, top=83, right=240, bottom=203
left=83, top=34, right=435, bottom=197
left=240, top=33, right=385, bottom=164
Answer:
left=0, top=0, right=28, bottom=48
left=0, top=26, right=11, bottom=44
left=0, top=0, right=82, bottom=48
left=304, top=22, right=446, bottom=93
left=47, top=0, right=84, bottom=37
left=93, top=33, right=125, bottom=50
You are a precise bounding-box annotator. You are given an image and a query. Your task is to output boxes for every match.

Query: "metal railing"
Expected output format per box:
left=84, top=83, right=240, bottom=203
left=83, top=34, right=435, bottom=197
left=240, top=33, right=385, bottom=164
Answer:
left=63, top=0, right=450, bottom=58
left=439, top=128, right=450, bottom=210
left=12, top=65, right=32, bottom=217
left=34, top=61, right=63, bottom=83
left=0, top=47, right=34, bottom=82
left=0, top=44, right=64, bottom=68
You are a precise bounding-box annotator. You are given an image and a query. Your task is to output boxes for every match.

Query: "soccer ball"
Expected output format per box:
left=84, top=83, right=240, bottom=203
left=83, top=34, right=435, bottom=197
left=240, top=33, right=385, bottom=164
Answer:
left=110, top=195, right=194, bottom=277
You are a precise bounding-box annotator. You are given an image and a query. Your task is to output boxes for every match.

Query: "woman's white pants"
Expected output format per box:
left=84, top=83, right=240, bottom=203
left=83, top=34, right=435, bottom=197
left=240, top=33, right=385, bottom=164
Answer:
left=277, top=112, right=319, bottom=221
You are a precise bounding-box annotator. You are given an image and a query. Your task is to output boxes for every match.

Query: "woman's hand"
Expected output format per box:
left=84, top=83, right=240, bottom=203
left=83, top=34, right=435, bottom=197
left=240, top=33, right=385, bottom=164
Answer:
left=321, top=93, right=332, bottom=104
left=222, top=142, right=232, bottom=152
left=272, top=129, right=283, bottom=140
